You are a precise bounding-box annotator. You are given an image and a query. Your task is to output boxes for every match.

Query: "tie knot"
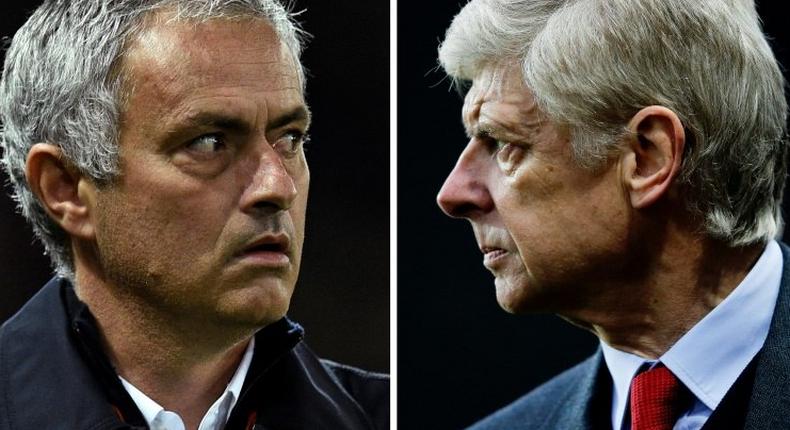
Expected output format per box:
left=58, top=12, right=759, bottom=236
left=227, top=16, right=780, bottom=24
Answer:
left=630, top=364, right=688, bottom=430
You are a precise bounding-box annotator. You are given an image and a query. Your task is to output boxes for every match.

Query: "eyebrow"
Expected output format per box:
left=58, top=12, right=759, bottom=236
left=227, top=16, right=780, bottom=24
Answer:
left=177, top=112, right=252, bottom=134
left=471, top=111, right=543, bottom=142
left=174, top=104, right=312, bottom=133
left=269, top=105, right=312, bottom=131
left=464, top=122, right=500, bottom=140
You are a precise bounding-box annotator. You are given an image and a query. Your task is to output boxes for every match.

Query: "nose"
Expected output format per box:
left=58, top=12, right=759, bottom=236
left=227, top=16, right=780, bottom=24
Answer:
left=241, top=146, right=298, bottom=213
left=436, top=141, right=494, bottom=218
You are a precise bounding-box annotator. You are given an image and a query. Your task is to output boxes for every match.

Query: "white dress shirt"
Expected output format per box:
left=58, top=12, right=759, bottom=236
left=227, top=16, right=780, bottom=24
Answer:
left=119, top=338, right=255, bottom=430
left=601, top=240, right=783, bottom=430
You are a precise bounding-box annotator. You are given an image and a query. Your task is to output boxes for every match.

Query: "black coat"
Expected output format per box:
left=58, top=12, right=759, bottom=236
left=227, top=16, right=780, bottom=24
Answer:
left=0, top=278, right=389, bottom=430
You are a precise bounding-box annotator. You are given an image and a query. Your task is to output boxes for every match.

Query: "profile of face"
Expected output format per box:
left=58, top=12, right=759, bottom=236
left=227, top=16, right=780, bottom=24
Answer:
left=83, top=16, right=310, bottom=328
left=437, top=63, right=631, bottom=314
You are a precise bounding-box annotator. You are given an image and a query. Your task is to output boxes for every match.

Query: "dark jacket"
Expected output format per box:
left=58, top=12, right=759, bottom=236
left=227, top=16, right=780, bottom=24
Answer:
left=0, top=278, right=388, bottom=430
left=468, top=243, right=790, bottom=430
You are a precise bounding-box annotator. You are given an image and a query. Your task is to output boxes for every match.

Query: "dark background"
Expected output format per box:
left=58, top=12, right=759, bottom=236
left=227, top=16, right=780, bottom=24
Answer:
left=398, top=1, right=790, bottom=428
left=0, top=1, right=389, bottom=372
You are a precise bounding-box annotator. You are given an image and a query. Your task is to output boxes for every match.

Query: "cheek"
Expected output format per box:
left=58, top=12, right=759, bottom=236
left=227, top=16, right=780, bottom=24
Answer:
left=288, top=168, right=310, bottom=264
left=296, top=162, right=309, bottom=210
left=494, top=162, right=568, bottom=241
left=97, top=177, right=239, bottom=270
left=511, top=171, right=630, bottom=279
left=144, top=184, right=234, bottom=240
left=291, top=163, right=309, bottom=224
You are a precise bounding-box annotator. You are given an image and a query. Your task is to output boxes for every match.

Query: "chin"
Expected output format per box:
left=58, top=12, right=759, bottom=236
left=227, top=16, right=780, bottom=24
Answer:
left=494, top=276, right=554, bottom=314
left=495, top=278, right=529, bottom=313
left=216, top=281, right=293, bottom=327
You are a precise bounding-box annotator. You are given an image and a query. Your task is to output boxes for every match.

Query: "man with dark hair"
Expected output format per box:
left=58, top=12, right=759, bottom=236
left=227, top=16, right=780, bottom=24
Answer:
left=437, top=0, right=789, bottom=428
left=0, top=1, right=388, bottom=428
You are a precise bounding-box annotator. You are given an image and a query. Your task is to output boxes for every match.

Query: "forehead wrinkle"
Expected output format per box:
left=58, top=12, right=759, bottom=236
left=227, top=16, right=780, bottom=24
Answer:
left=169, top=55, right=298, bottom=93
left=168, top=95, right=257, bottom=126
left=463, top=62, right=543, bottom=138
left=476, top=90, right=545, bottom=142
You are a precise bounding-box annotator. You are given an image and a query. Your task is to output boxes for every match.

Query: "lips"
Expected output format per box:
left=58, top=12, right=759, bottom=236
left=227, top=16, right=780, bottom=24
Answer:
left=236, top=234, right=291, bottom=267
left=479, top=246, right=507, bottom=269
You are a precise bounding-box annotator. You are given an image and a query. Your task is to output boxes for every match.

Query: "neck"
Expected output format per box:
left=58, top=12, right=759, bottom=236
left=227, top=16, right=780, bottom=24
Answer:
left=563, top=227, right=765, bottom=359
left=72, top=259, right=252, bottom=430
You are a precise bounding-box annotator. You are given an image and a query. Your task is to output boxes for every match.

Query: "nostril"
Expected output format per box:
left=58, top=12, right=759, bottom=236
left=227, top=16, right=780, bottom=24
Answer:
left=437, top=192, right=465, bottom=218
left=442, top=201, right=480, bottom=219
left=251, top=200, right=284, bottom=213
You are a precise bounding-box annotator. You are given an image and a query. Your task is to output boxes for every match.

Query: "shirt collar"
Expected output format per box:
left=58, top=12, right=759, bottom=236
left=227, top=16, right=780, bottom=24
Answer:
left=601, top=240, right=782, bottom=430
left=662, top=240, right=782, bottom=409
left=226, top=336, right=255, bottom=410
left=119, top=337, right=256, bottom=430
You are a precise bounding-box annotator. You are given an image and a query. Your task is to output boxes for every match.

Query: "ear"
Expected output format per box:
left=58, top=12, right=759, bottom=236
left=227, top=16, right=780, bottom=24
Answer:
left=25, top=143, right=97, bottom=240
left=621, top=106, right=685, bottom=208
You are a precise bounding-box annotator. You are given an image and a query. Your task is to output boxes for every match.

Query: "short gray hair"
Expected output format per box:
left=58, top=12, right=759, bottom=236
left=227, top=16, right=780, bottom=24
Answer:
left=0, top=0, right=307, bottom=278
left=439, top=0, right=788, bottom=246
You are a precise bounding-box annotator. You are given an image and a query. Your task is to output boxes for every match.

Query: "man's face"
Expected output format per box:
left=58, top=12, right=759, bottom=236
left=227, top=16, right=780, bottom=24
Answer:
left=88, top=17, right=309, bottom=328
left=437, top=64, right=631, bottom=313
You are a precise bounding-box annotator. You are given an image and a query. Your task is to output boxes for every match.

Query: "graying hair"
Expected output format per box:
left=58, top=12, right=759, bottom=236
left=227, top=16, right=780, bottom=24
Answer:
left=0, top=0, right=307, bottom=278
left=439, top=0, right=788, bottom=246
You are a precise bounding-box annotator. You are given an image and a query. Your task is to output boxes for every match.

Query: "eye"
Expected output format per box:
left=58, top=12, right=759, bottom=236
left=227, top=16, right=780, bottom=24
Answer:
left=482, top=136, right=510, bottom=157
left=172, top=132, right=232, bottom=177
left=186, top=134, right=226, bottom=154
left=273, top=131, right=310, bottom=158
left=492, top=139, right=527, bottom=174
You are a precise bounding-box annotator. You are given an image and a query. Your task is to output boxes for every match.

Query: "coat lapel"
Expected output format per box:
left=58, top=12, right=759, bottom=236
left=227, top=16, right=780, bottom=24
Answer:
left=541, top=350, right=612, bottom=430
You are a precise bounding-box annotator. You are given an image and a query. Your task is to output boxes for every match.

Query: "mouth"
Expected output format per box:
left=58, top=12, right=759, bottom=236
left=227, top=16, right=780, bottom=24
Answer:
left=236, top=234, right=291, bottom=267
left=481, top=246, right=508, bottom=269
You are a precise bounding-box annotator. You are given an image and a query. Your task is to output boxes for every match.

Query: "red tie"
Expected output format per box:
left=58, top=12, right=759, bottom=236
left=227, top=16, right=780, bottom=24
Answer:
left=629, top=364, right=688, bottom=430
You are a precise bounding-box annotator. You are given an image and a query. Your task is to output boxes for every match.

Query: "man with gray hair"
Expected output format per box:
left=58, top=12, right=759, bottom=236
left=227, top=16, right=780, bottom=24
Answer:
left=0, top=1, right=387, bottom=429
left=437, top=0, right=788, bottom=429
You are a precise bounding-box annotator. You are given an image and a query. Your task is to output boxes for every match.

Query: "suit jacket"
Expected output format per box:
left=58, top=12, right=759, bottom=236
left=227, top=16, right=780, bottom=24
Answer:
left=0, top=277, right=389, bottom=430
left=469, top=243, right=790, bottom=430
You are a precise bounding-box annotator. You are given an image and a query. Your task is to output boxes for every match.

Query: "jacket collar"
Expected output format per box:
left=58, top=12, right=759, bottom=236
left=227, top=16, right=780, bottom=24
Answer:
left=63, top=278, right=148, bottom=427
left=0, top=277, right=131, bottom=429
left=741, top=242, right=790, bottom=428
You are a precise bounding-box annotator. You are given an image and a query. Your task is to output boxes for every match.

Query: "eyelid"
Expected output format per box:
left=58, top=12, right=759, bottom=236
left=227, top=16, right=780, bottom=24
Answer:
left=272, top=129, right=310, bottom=157
left=473, top=131, right=509, bottom=154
